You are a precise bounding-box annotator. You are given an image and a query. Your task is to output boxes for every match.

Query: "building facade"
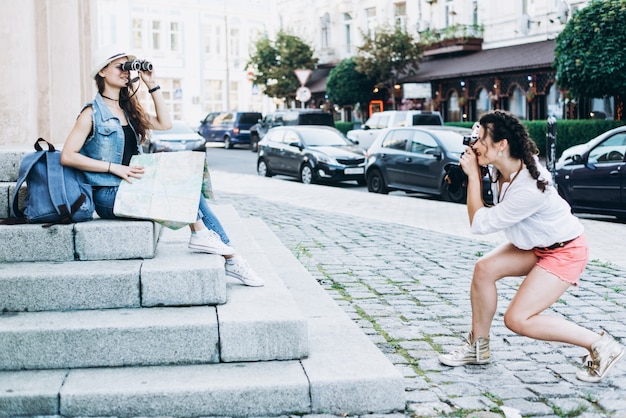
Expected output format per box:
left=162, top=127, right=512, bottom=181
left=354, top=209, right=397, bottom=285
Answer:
left=275, top=0, right=601, bottom=123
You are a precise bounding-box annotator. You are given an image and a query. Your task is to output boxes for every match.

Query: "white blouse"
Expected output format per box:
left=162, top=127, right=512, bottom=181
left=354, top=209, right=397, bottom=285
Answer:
left=471, top=162, right=584, bottom=250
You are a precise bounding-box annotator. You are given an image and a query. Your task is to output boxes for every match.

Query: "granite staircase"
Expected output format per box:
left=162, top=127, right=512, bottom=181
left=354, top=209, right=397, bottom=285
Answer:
left=0, top=147, right=405, bottom=417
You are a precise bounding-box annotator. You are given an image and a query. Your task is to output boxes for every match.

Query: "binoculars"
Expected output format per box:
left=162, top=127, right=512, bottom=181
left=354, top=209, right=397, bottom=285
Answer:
left=121, top=60, right=153, bottom=72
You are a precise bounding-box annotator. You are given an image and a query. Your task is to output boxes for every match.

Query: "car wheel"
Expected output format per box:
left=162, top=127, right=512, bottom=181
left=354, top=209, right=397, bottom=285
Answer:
left=257, top=159, right=273, bottom=177
left=441, top=179, right=467, bottom=203
left=250, top=135, right=259, bottom=152
left=224, top=136, right=233, bottom=149
left=300, top=163, right=314, bottom=184
left=366, top=169, right=388, bottom=194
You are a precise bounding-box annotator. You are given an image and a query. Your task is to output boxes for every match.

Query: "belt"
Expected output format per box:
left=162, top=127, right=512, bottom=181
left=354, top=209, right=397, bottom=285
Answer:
left=538, top=238, right=576, bottom=251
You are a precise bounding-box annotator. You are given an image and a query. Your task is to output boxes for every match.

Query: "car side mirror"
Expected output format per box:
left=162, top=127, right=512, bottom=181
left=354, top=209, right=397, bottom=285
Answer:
left=572, top=154, right=583, bottom=164
left=289, top=141, right=304, bottom=150
left=363, top=125, right=370, bottom=130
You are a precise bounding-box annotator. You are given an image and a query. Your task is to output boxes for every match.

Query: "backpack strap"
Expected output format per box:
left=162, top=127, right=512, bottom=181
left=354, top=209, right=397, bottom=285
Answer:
left=11, top=147, right=48, bottom=220
left=45, top=151, right=73, bottom=224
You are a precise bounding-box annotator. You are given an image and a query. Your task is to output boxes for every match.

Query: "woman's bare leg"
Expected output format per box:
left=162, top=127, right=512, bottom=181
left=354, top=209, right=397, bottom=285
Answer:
left=504, top=265, right=599, bottom=349
left=470, top=242, right=537, bottom=339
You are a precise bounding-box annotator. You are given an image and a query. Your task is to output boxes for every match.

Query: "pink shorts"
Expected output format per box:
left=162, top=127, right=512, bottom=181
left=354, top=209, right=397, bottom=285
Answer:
left=533, top=234, right=588, bottom=285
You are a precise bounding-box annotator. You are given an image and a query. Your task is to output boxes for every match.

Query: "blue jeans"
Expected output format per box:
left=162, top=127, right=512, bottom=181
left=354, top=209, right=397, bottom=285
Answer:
left=93, top=186, right=231, bottom=244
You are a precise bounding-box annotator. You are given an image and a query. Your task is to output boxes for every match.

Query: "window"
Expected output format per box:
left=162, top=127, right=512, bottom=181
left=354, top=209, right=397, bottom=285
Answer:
left=477, top=89, right=490, bottom=115
left=320, top=13, right=330, bottom=49
left=381, top=130, right=411, bottom=151
left=203, top=80, right=223, bottom=112
left=230, top=27, right=240, bottom=59
left=410, top=132, right=438, bottom=155
left=170, top=21, right=181, bottom=53
left=588, top=135, right=626, bottom=164
left=447, top=92, right=461, bottom=122
left=152, top=21, right=162, bottom=50
left=366, top=7, right=377, bottom=38
left=394, top=3, right=407, bottom=31
left=344, top=13, right=352, bottom=54
left=229, top=81, right=239, bottom=111
left=509, top=86, right=526, bottom=119
left=132, top=18, right=143, bottom=49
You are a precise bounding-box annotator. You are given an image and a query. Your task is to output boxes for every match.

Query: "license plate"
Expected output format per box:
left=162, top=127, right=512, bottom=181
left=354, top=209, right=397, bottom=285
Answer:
left=344, top=167, right=364, bottom=175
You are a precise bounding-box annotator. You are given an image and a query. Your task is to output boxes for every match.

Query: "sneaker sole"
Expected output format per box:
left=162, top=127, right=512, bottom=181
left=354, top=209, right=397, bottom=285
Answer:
left=439, top=356, right=490, bottom=367
left=188, top=243, right=235, bottom=256
left=225, top=271, right=264, bottom=287
left=577, top=347, right=625, bottom=383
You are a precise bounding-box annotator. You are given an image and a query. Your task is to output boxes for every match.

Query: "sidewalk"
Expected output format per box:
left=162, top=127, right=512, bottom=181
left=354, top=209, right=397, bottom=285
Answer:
left=211, top=170, right=626, bottom=417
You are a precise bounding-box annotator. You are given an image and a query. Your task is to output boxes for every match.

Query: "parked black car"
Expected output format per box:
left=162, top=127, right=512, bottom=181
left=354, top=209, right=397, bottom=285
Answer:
left=249, top=109, right=334, bottom=152
left=555, top=126, right=626, bottom=219
left=198, top=111, right=262, bottom=149
left=365, top=126, right=493, bottom=203
left=257, top=125, right=366, bottom=185
left=143, top=121, right=206, bottom=153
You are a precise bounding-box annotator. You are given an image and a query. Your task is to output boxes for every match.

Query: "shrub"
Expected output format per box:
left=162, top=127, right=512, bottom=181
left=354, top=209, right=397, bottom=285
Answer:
left=445, top=120, right=626, bottom=157
left=334, top=121, right=354, bottom=136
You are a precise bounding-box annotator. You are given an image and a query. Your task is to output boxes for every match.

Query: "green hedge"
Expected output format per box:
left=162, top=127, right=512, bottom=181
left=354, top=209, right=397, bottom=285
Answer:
left=446, top=120, right=626, bottom=157
left=334, top=121, right=354, bottom=135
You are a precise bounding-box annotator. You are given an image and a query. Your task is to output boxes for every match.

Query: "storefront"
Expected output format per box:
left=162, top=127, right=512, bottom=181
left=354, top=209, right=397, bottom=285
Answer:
left=401, top=40, right=563, bottom=122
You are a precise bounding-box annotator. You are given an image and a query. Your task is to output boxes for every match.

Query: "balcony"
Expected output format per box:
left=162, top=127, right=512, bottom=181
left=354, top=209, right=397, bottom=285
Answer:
left=419, top=24, right=484, bottom=56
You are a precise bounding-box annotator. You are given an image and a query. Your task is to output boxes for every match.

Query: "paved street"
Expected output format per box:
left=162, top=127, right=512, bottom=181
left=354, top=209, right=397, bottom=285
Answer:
left=211, top=170, right=626, bottom=418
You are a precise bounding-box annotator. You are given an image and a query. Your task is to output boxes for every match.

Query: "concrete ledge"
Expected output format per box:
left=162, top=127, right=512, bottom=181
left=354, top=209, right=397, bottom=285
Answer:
left=0, top=223, right=75, bottom=262
left=244, top=217, right=407, bottom=414
left=0, top=148, right=27, bottom=182
left=0, top=369, right=67, bottom=416
left=141, top=243, right=227, bottom=307
left=0, top=182, right=10, bottom=219
left=0, top=260, right=142, bottom=312
left=75, top=219, right=158, bottom=260
left=0, top=307, right=219, bottom=370
left=59, top=362, right=310, bottom=417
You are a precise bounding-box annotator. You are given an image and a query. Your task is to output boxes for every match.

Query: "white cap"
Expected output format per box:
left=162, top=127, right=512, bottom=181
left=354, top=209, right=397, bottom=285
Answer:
left=90, top=45, right=136, bottom=79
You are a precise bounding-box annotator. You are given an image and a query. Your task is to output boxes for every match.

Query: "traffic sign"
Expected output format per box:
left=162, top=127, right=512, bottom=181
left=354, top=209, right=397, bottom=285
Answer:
left=296, top=86, right=311, bottom=102
left=294, top=69, right=312, bottom=86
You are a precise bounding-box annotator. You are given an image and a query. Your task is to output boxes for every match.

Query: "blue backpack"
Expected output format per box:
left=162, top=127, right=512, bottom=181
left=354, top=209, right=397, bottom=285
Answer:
left=9, top=138, right=94, bottom=226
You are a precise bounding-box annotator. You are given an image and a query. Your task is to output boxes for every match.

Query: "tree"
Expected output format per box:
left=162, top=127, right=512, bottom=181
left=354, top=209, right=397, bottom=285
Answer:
left=554, top=0, right=626, bottom=115
left=326, top=58, right=376, bottom=108
left=354, top=25, right=423, bottom=109
left=246, top=31, right=317, bottom=100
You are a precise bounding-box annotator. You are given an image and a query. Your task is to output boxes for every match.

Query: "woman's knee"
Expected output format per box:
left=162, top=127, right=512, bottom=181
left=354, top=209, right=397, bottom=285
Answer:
left=503, top=309, right=526, bottom=335
left=471, top=255, right=501, bottom=286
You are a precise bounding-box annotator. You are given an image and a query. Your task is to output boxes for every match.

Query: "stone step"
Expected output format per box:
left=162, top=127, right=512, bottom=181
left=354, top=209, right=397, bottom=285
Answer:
left=0, top=252, right=227, bottom=313
left=0, top=306, right=221, bottom=370
left=0, top=214, right=405, bottom=417
left=0, top=219, right=159, bottom=262
left=0, top=203, right=309, bottom=370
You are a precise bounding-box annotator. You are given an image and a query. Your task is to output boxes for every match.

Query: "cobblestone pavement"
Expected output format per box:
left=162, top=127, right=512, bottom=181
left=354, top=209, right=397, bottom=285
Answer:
left=212, top=172, right=626, bottom=418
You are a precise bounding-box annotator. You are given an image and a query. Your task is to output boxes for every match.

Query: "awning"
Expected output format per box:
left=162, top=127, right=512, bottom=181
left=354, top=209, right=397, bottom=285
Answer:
left=402, top=40, right=556, bottom=82
left=307, top=67, right=331, bottom=93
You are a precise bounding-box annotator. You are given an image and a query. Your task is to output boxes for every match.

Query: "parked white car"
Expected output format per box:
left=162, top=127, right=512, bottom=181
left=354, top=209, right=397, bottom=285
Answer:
left=347, top=110, right=443, bottom=151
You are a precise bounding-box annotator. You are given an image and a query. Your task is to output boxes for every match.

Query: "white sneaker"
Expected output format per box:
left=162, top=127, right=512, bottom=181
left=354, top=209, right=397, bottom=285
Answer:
left=225, top=256, right=264, bottom=287
left=577, top=332, right=625, bottom=382
left=188, top=229, right=235, bottom=256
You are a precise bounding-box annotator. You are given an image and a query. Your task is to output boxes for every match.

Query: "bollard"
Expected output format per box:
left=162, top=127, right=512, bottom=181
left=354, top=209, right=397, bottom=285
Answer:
left=546, top=116, right=557, bottom=182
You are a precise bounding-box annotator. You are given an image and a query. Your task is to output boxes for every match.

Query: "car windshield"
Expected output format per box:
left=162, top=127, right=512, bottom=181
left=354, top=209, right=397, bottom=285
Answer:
left=300, top=129, right=350, bottom=146
left=431, top=130, right=467, bottom=153
left=154, top=122, right=193, bottom=134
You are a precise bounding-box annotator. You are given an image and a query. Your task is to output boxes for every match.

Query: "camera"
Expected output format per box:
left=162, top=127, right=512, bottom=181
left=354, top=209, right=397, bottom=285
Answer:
left=121, top=59, right=153, bottom=72
left=445, top=122, right=481, bottom=194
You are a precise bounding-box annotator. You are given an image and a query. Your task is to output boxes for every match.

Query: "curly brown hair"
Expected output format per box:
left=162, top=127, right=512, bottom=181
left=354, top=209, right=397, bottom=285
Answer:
left=95, top=75, right=150, bottom=144
left=479, top=110, right=548, bottom=192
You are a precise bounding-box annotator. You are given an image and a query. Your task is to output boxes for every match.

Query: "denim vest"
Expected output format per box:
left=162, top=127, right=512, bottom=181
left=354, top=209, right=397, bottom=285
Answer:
left=79, top=93, right=141, bottom=186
